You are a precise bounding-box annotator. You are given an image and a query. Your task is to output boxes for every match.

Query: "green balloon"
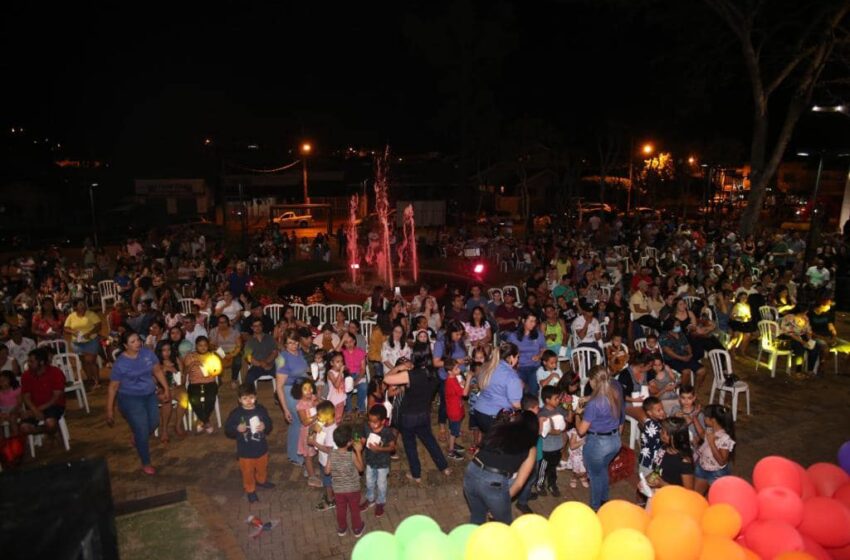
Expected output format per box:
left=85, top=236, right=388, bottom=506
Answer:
left=352, top=531, right=399, bottom=560
left=402, top=531, right=450, bottom=560
left=447, top=524, right=478, bottom=560
left=395, top=515, right=443, bottom=548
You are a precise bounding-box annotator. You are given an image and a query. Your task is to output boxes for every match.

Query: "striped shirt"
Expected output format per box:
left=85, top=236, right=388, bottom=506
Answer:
left=329, top=447, right=361, bottom=493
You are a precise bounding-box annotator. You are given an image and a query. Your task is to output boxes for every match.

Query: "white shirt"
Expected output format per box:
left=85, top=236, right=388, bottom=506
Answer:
left=805, top=266, right=830, bottom=287
left=215, top=299, right=243, bottom=322
left=7, top=337, right=35, bottom=370
left=185, top=325, right=208, bottom=346
left=571, top=315, right=601, bottom=344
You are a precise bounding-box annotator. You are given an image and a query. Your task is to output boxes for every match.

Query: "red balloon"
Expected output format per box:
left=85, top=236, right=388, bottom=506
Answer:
left=826, top=543, right=850, bottom=560
left=744, top=520, right=804, bottom=560
left=796, top=465, right=817, bottom=501
left=0, top=435, right=24, bottom=468
left=758, top=486, right=804, bottom=526
left=801, top=535, right=831, bottom=560
left=709, top=476, right=759, bottom=529
left=754, top=456, right=802, bottom=496
left=798, top=497, right=850, bottom=548
left=806, top=463, right=850, bottom=498
left=833, top=482, right=850, bottom=511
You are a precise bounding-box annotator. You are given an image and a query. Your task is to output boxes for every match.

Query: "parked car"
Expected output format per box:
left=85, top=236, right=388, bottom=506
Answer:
left=273, top=211, right=313, bottom=228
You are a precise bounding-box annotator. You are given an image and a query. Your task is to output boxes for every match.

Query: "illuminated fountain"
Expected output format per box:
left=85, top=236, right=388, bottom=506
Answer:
left=397, top=203, right=419, bottom=284
left=347, top=194, right=360, bottom=284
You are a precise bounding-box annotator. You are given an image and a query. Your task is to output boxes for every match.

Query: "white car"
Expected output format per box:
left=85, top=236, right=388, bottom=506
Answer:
left=273, top=211, right=313, bottom=228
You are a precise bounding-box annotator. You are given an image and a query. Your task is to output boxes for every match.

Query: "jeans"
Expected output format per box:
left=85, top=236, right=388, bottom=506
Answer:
left=246, top=365, right=275, bottom=386
left=345, top=380, right=368, bottom=413
left=365, top=465, right=389, bottom=504
left=283, top=386, right=303, bottom=465
left=517, top=460, right=540, bottom=506
left=230, top=355, right=243, bottom=382
left=437, top=380, right=447, bottom=425
left=518, top=365, right=539, bottom=397
left=463, top=462, right=513, bottom=524
left=399, top=412, right=448, bottom=478
left=117, top=392, right=160, bottom=466
left=583, top=432, right=621, bottom=511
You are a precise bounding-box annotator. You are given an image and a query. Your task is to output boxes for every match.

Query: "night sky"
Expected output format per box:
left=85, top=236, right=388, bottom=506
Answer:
left=3, top=1, right=845, bottom=177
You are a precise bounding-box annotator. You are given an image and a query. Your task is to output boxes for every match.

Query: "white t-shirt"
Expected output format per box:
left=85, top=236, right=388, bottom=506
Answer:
left=185, top=326, right=208, bottom=346
left=7, top=337, right=35, bottom=370
left=806, top=267, right=830, bottom=287
left=215, top=299, right=243, bottom=322
left=571, top=315, right=601, bottom=344
left=317, top=423, right=338, bottom=467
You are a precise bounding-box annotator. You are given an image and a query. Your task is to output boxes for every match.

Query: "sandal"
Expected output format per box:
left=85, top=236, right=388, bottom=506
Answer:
left=581, top=478, right=589, bottom=488
left=570, top=479, right=578, bottom=489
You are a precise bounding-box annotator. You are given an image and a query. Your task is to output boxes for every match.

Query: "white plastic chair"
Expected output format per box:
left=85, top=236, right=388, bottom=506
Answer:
left=360, top=319, right=376, bottom=343
left=306, top=303, right=326, bottom=325
left=627, top=416, right=640, bottom=450
left=634, top=338, right=648, bottom=353
left=38, top=339, right=69, bottom=355
left=488, top=288, right=503, bottom=302
left=254, top=375, right=277, bottom=398
left=644, top=247, right=659, bottom=260
left=344, top=304, right=363, bottom=321
left=759, top=306, right=779, bottom=322
left=571, top=347, right=602, bottom=394
left=601, top=341, right=628, bottom=369
left=708, top=349, right=750, bottom=421
left=98, top=280, right=118, bottom=313
left=178, top=298, right=195, bottom=315
left=756, top=320, right=792, bottom=378
left=683, top=296, right=701, bottom=310
left=52, top=352, right=90, bottom=414
left=263, top=304, right=285, bottom=324
left=502, top=285, right=521, bottom=303
left=29, top=416, right=71, bottom=457
left=185, top=383, right=222, bottom=429
left=326, top=304, right=345, bottom=324
left=290, top=303, right=307, bottom=322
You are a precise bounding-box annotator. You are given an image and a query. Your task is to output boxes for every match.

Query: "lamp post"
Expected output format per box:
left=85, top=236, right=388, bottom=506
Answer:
left=301, top=142, right=312, bottom=204
left=627, top=141, right=653, bottom=214
left=89, top=183, right=99, bottom=249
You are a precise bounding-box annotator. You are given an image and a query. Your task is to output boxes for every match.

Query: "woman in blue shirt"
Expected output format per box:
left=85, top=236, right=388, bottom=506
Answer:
left=433, top=321, right=469, bottom=441
left=472, top=342, right=522, bottom=434
left=275, top=328, right=309, bottom=466
left=506, top=311, right=546, bottom=397
left=576, top=365, right=625, bottom=510
left=106, top=331, right=170, bottom=475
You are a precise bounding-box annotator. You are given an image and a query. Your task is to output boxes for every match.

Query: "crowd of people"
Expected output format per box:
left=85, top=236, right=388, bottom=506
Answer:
left=1, top=215, right=848, bottom=532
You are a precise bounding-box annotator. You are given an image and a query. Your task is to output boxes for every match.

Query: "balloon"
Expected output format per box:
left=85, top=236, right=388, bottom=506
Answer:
left=647, top=513, right=702, bottom=560
left=699, top=535, right=746, bottom=560
left=178, top=339, right=193, bottom=356
left=775, top=553, right=817, bottom=560
left=826, top=543, right=850, bottom=560
left=650, top=485, right=708, bottom=523
left=801, top=535, right=831, bottom=560
left=549, top=501, right=603, bottom=560
left=701, top=503, right=742, bottom=539
left=797, top=464, right=818, bottom=501
left=839, top=441, right=850, bottom=475
left=352, top=531, right=399, bottom=560
left=807, top=463, right=849, bottom=498
left=463, top=522, right=525, bottom=560
left=753, top=456, right=802, bottom=495
left=834, top=483, right=850, bottom=510
left=798, top=496, right=850, bottom=548
left=447, top=524, right=477, bottom=560
left=511, top=514, right=557, bottom=560
left=202, top=353, right=223, bottom=376
left=599, top=528, right=654, bottom=560
left=708, top=476, right=759, bottom=528
left=741, top=548, right=760, bottom=560
left=403, top=531, right=450, bottom=560
left=597, top=500, right=650, bottom=537
left=395, top=515, right=442, bottom=550
left=757, top=486, right=804, bottom=526
left=0, top=435, right=25, bottom=468
left=744, top=520, right=804, bottom=560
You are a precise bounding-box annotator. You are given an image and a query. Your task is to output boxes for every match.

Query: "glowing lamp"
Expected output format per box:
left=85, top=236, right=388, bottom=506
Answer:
left=473, top=263, right=485, bottom=274
left=642, top=143, right=654, bottom=155
left=350, top=263, right=360, bottom=270
left=301, top=142, right=312, bottom=154
left=202, top=354, right=223, bottom=377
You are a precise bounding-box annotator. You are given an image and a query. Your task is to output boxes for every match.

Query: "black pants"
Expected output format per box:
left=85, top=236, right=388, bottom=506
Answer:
left=780, top=336, right=819, bottom=372
left=187, top=382, right=218, bottom=423
left=541, top=449, right=562, bottom=489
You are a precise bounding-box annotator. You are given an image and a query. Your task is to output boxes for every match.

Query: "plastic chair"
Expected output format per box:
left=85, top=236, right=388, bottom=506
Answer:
left=627, top=416, right=640, bottom=450
left=290, top=303, right=306, bottom=322
left=98, top=280, right=118, bottom=313
left=488, top=288, right=503, bottom=302
left=52, top=352, right=90, bottom=414
left=263, top=304, right=285, bottom=324
left=502, top=285, right=521, bottom=303
left=178, top=298, right=195, bottom=315
left=360, top=319, right=376, bottom=343
left=759, top=306, right=779, bottom=322
left=326, top=304, right=345, bottom=324
left=683, top=296, right=701, bottom=310
left=601, top=341, right=628, bottom=369
left=344, top=304, right=363, bottom=321
left=708, top=349, right=750, bottom=421
left=306, top=304, right=326, bottom=325
left=29, top=416, right=71, bottom=457
left=38, top=339, right=69, bottom=355
left=756, top=320, right=792, bottom=378
left=633, top=338, right=648, bottom=353
left=571, top=347, right=602, bottom=394
left=185, top=385, right=223, bottom=429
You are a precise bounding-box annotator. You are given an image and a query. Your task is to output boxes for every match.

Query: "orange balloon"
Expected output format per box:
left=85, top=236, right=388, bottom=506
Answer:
left=647, top=513, right=703, bottom=560
left=775, top=553, right=817, bottom=560
left=650, top=485, right=709, bottom=523
left=699, top=535, right=746, bottom=560
left=702, top=503, right=743, bottom=539
left=597, top=500, right=650, bottom=537
left=742, top=548, right=761, bottom=560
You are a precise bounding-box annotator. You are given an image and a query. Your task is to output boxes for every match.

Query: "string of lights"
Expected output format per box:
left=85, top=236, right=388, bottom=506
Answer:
left=225, top=159, right=302, bottom=173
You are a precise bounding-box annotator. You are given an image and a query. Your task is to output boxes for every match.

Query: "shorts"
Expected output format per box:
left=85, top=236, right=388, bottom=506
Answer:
left=694, top=463, right=731, bottom=484
left=322, top=471, right=333, bottom=488
left=22, top=405, right=65, bottom=424
left=73, top=337, right=101, bottom=355
left=468, top=412, right=479, bottom=430
left=448, top=419, right=462, bottom=437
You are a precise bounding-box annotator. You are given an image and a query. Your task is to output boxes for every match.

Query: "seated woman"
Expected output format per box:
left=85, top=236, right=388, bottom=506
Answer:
left=660, top=321, right=706, bottom=389
left=648, top=356, right=680, bottom=416
left=779, top=306, right=819, bottom=376
left=808, top=297, right=838, bottom=368
left=771, top=284, right=795, bottom=316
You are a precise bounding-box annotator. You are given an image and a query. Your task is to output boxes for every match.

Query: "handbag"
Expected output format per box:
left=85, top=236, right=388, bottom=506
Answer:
left=608, top=445, right=636, bottom=484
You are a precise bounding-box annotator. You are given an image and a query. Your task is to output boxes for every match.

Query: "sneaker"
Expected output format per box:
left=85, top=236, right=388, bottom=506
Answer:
left=337, top=527, right=348, bottom=537
left=516, top=503, right=533, bottom=515
left=528, top=491, right=538, bottom=501
left=256, top=481, right=276, bottom=489
left=247, top=492, right=259, bottom=503
left=307, top=476, right=323, bottom=488
left=315, top=497, right=335, bottom=511
left=537, top=485, right=548, bottom=497
left=453, top=443, right=465, bottom=451
left=549, top=485, right=561, bottom=498
left=359, top=500, right=374, bottom=511
left=375, top=504, right=385, bottom=517
left=353, top=524, right=365, bottom=538
left=448, top=450, right=464, bottom=461
left=556, top=460, right=569, bottom=471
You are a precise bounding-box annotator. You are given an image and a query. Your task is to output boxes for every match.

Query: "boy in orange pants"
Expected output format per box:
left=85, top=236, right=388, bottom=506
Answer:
left=225, top=384, right=274, bottom=502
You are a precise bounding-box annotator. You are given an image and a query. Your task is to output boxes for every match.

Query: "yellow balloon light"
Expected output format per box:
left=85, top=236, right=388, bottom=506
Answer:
left=599, top=528, right=655, bottom=560
left=549, top=502, right=603, bottom=560
left=511, top=514, right=557, bottom=560
left=597, top=500, right=650, bottom=537
left=464, top=522, right=526, bottom=560
left=202, top=354, right=223, bottom=377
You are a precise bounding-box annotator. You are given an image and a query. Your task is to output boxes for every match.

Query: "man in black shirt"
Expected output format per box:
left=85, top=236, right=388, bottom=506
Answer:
left=240, top=301, right=273, bottom=341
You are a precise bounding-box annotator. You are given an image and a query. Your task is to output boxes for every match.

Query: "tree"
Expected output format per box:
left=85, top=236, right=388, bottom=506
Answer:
left=702, top=0, right=850, bottom=236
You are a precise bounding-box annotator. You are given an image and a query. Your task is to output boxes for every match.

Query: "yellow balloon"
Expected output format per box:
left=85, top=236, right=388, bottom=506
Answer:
left=202, top=354, right=223, bottom=377
left=464, top=522, right=526, bottom=560
left=599, top=528, right=655, bottom=560
left=597, top=500, right=650, bottom=537
left=511, top=514, right=558, bottom=560
left=549, top=501, right=603, bottom=560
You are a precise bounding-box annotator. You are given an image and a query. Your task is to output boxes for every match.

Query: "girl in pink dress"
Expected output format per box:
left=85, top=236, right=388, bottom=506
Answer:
left=293, top=378, right=321, bottom=487
left=325, top=352, right=348, bottom=424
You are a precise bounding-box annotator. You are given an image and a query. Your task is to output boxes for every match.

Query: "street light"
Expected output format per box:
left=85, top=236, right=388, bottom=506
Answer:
left=301, top=142, right=312, bottom=203
left=688, top=156, right=696, bottom=165
left=628, top=141, right=654, bottom=213
left=89, top=183, right=99, bottom=249
left=642, top=143, right=654, bottom=156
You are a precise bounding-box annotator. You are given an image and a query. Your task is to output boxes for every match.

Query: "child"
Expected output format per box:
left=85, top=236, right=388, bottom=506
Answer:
left=537, top=385, right=566, bottom=497
left=293, top=378, right=322, bottom=488
left=642, top=333, right=661, bottom=356
left=565, top=423, right=588, bottom=488
left=648, top=417, right=695, bottom=490
left=443, top=358, right=466, bottom=460
left=310, top=400, right=338, bottom=511
left=224, top=383, right=274, bottom=503
left=606, top=334, right=629, bottom=375
left=0, top=370, right=22, bottom=436
left=325, top=424, right=365, bottom=537
left=361, top=405, right=396, bottom=517
left=669, top=384, right=706, bottom=449
left=325, top=351, right=347, bottom=424
left=535, top=349, right=561, bottom=405
left=366, top=376, right=387, bottom=413
left=556, top=372, right=581, bottom=471
left=312, top=349, right=327, bottom=399
left=638, top=397, right=666, bottom=477
left=464, top=348, right=486, bottom=454
left=515, top=393, right=542, bottom=515
left=694, top=404, right=736, bottom=495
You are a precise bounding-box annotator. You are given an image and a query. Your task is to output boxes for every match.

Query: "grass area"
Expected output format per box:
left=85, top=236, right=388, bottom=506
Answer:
left=117, top=502, right=226, bottom=560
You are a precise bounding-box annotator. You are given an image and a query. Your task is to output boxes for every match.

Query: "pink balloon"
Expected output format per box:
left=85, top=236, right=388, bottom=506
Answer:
left=709, top=476, right=759, bottom=529
left=796, top=464, right=817, bottom=501
left=744, top=520, right=804, bottom=560
left=754, top=456, right=802, bottom=496
left=806, top=463, right=850, bottom=498
left=833, top=482, right=850, bottom=511
left=757, top=486, right=804, bottom=526
left=801, top=535, right=831, bottom=560
left=798, top=497, right=850, bottom=548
